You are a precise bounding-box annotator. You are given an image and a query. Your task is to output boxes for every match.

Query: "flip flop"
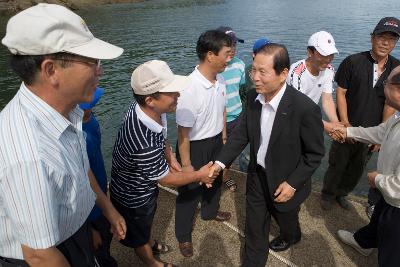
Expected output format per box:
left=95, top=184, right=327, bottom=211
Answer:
left=152, top=239, right=171, bottom=254
left=224, top=178, right=237, bottom=192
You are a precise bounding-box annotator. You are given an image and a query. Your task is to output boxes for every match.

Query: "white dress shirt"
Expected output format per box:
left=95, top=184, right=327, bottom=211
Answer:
left=256, top=84, right=287, bottom=168
left=0, top=83, right=96, bottom=259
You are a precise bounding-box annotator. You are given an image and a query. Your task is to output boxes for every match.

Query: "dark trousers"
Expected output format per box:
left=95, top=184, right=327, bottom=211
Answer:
left=91, top=215, right=118, bottom=267
left=0, top=220, right=95, bottom=267
left=354, top=198, right=400, bottom=267
left=322, top=141, right=370, bottom=200
left=368, top=187, right=382, bottom=206
left=242, top=166, right=301, bottom=267
left=175, top=134, right=223, bottom=243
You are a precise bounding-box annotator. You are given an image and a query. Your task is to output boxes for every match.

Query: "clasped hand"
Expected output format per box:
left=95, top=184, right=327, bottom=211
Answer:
left=182, top=162, right=217, bottom=188
left=328, top=123, right=348, bottom=143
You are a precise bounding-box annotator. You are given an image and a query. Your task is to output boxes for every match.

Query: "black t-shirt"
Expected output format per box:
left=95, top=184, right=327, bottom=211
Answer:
left=335, top=51, right=400, bottom=127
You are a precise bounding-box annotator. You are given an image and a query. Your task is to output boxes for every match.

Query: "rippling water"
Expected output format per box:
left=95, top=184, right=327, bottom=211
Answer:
left=1, top=0, right=399, bottom=195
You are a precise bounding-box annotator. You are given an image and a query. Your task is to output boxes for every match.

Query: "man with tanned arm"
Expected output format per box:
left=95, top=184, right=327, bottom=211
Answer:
left=334, top=65, right=400, bottom=267
left=321, top=17, right=400, bottom=211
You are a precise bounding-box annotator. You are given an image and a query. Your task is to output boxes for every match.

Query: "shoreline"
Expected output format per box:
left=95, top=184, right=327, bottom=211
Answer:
left=0, top=0, right=143, bottom=15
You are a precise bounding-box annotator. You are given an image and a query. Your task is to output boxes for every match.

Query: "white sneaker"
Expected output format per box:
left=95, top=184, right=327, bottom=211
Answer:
left=337, top=230, right=373, bottom=256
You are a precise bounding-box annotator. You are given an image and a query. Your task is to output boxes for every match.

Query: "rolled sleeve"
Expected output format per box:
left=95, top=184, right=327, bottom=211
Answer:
left=2, top=161, right=59, bottom=249
left=322, top=70, right=334, bottom=93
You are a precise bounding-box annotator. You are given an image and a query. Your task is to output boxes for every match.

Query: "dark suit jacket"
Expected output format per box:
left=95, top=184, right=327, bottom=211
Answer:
left=218, top=85, right=325, bottom=212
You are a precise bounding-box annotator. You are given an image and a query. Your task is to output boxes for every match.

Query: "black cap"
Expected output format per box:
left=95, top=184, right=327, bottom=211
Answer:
left=373, top=17, right=400, bottom=36
left=216, top=26, right=244, bottom=43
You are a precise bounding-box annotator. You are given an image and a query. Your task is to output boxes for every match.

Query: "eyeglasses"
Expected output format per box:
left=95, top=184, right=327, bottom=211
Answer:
left=57, top=58, right=101, bottom=69
left=248, top=68, right=273, bottom=80
left=383, top=79, right=400, bottom=86
left=374, top=34, right=399, bottom=44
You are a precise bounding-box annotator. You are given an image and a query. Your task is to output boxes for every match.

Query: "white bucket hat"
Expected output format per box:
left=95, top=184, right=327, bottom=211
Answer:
left=1, top=3, right=123, bottom=59
left=131, top=60, right=189, bottom=95
left=308, top=31, right=339, bottom=56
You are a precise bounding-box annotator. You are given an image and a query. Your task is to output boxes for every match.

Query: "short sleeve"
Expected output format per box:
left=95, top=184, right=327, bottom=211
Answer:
left=1, top=161, right=60, bottom=249
left=322, top=68, right=335, bottom=94
left=135, top=146, right=170, bottom=181
left=335, top=56, right=352, bottom=90
left=176, top=84, right=197, bottom=128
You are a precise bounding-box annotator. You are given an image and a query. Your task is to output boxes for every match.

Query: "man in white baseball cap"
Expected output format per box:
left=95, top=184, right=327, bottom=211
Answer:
left=287, top=31, right=341, bottom=140
left=0, top=3, right=126, bottom=267
left=307, top=31, right=339, bottom=56
left=110, top=60, right=215, bottom=267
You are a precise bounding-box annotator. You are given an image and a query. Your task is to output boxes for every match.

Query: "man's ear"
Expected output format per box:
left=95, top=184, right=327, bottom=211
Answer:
left=145, top=95, right=156, bottom=108
left=306, top=48, right=313, bottom=58
left=40, top=59, right=59, bottom=86
left=279, top=68, right=289, bottom=83
left=206, top=51, right=214, bottom=63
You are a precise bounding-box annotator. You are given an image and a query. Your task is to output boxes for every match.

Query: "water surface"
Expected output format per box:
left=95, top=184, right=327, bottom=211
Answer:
left=1, top=0, right=399, bottom=196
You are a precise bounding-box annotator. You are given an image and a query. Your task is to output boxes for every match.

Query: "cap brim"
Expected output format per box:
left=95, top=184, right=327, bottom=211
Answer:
left=158, top=75, right=189, bottom=93
left=373, top=28, right=400, bottom=37
left=316, top=46, right=339, bottom=56
left=64, top=37, right=123, bottom=59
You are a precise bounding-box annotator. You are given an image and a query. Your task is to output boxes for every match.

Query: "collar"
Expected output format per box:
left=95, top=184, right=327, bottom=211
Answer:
left=255, top=83, right=287, bottom=111
left=135, top=103, right=167, bottom=134
left=19, top=83, right=83, bottom=140
left=193, top=66, right=220, bottom=90
left=395, top=111, right=400, bottom=119
left=369, top=50, right=389, bottom=66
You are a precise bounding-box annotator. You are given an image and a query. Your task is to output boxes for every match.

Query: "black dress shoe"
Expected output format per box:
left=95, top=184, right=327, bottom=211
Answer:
left=269, top=236, right=301, bottom=252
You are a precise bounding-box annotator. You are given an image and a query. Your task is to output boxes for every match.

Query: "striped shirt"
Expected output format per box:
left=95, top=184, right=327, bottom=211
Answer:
left=0, top=83, right=96, bottom=259
left=220, top=57, right=246, bottom=122
left=110, top=102, right=169, bottom=209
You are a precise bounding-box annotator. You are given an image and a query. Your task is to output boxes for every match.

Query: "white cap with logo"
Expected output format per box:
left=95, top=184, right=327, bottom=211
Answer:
left=131, top=60, right=189, bottom=95
left=1, top=3, right=123, bottom=59
left=308, top=31, right=339, bottom=56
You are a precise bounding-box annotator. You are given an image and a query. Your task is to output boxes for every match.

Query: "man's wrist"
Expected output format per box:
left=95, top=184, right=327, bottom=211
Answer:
left=215, top=161, right=225, bottom=170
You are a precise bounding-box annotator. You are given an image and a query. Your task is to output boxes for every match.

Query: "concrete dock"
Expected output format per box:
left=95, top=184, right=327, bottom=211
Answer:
left=110, top=169, right=377, bottom=267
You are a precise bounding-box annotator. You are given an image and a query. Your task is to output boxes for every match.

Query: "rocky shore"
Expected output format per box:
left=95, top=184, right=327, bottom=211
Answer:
left=0, top=0, right=142, bottom=14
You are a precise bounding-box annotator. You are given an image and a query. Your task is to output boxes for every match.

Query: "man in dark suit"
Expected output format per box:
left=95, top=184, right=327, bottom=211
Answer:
left=210, top=43, right=325, bottom=267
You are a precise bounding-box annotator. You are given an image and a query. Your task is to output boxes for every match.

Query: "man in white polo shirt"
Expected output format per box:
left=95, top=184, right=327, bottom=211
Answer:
left=287, top=31, right=342, bottom=135
left=175, top=30, right=233, bottom=257
left=0, top=4, right=126, bottom=267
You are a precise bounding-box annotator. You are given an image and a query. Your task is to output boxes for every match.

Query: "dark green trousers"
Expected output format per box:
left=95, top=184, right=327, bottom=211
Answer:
left=322, top=141, right=371, bottom=200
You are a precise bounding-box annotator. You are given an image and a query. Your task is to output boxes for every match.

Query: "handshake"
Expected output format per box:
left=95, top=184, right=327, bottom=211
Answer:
left=326, top=121, right=350, bottom=143
left=190, top=162, right=224, bottom=188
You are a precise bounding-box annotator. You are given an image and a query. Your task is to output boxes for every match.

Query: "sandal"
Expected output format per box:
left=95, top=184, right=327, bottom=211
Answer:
left=151, top=239, right=170, bottom=254
left=224, top=178, right=237, bottom=192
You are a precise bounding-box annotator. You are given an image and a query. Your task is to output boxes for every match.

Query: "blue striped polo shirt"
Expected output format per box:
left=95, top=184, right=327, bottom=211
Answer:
left=220, top=57, right=246, bottom=122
